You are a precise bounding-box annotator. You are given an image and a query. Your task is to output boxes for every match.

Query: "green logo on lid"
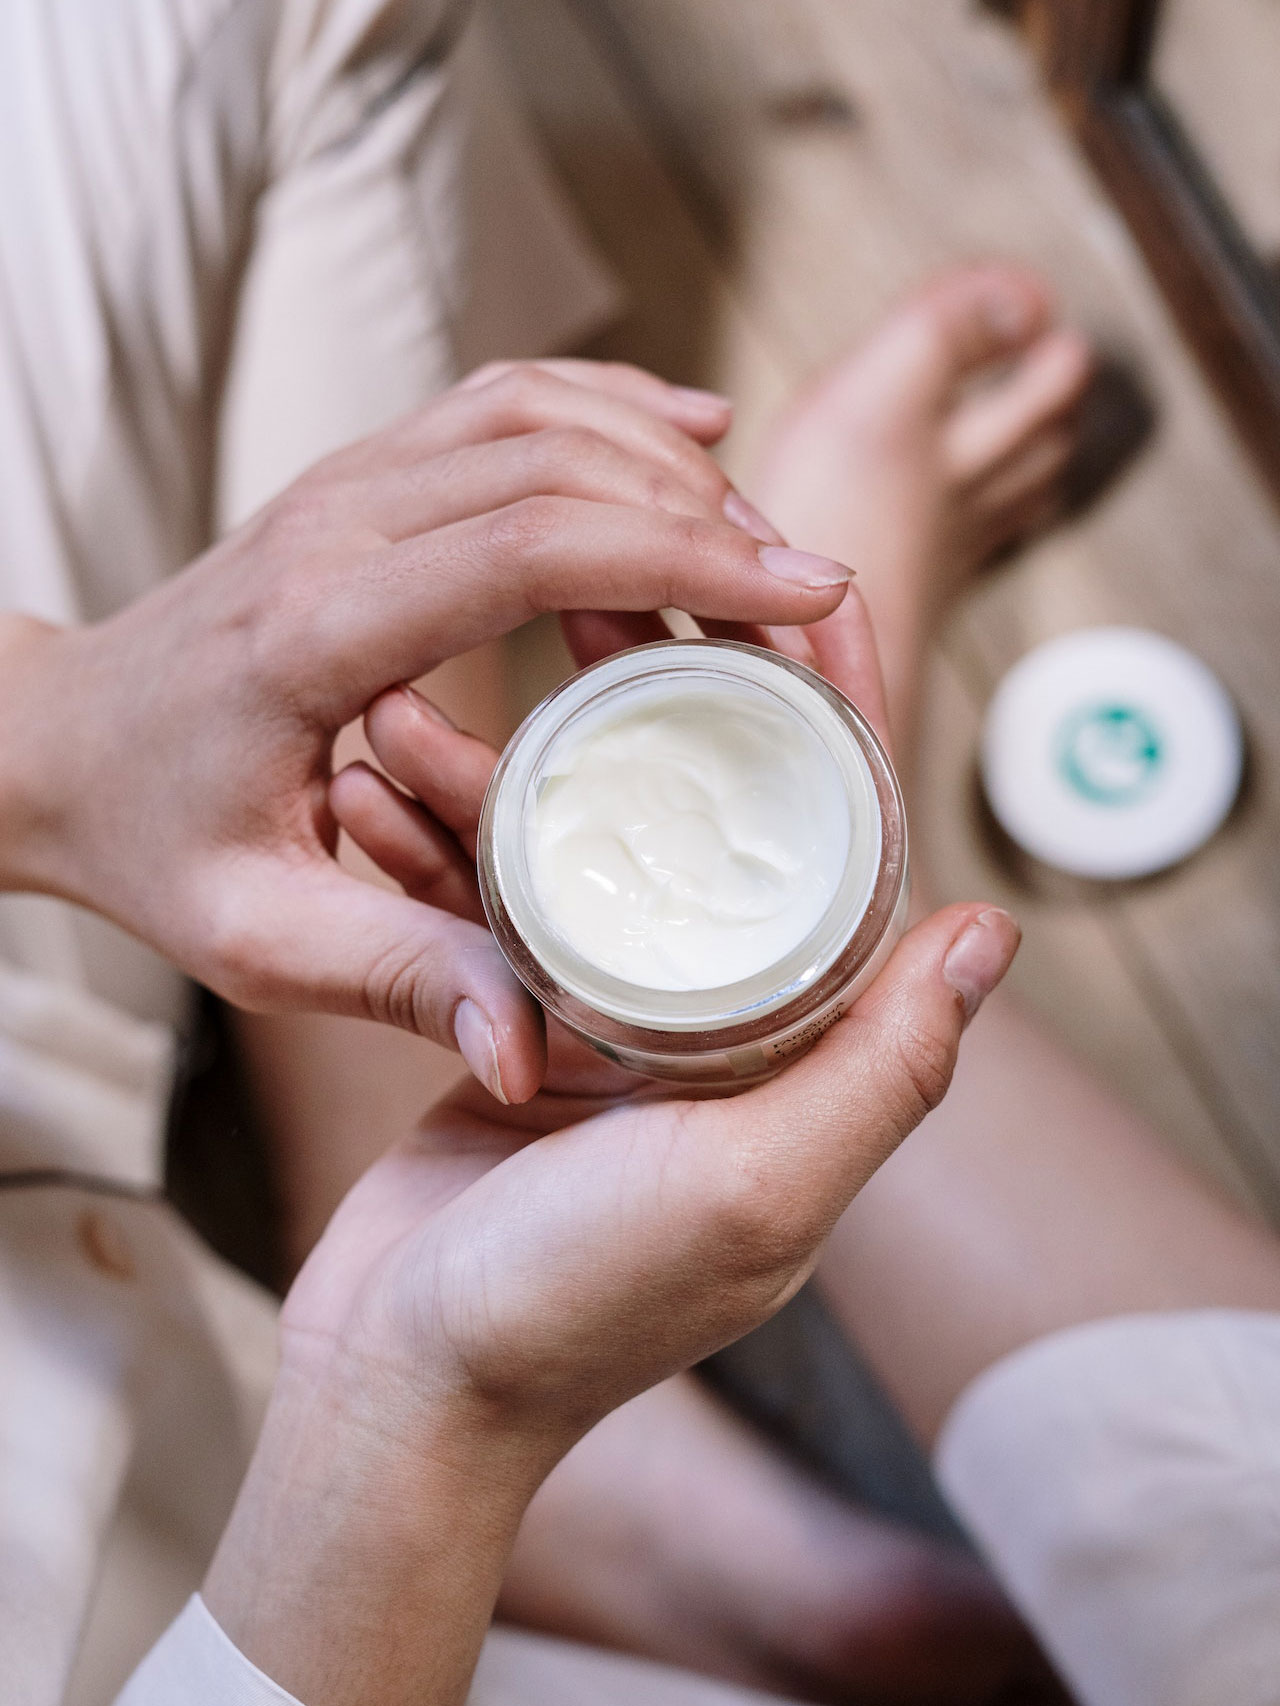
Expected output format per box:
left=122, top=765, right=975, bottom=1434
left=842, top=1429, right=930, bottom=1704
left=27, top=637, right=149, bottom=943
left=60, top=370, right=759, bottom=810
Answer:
left=1057, top=703, right=1164, bottom=806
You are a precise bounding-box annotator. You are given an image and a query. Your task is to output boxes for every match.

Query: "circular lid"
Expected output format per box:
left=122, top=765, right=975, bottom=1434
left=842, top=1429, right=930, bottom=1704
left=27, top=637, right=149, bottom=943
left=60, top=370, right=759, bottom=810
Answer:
left=981, top=627, right=1243, bottom=879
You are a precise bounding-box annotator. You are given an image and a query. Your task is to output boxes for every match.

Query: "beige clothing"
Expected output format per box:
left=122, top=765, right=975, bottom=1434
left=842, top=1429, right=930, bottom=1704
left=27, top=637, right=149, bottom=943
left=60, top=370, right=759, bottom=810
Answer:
left=0, top=0, right=641, bottom=1700
left=0, top=0, right=616, bottom=1119
left=936, top=1310, right=1280, bottom=1706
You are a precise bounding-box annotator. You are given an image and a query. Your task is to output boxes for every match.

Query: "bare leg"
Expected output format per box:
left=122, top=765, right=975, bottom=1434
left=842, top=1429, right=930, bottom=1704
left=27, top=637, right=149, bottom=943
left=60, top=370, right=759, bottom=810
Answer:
left=501, top=1375, right=1042, bottom=1706
left=751, top=269, right=1280, bottom=1447
left=819, top=999, right=1280, bottom=1444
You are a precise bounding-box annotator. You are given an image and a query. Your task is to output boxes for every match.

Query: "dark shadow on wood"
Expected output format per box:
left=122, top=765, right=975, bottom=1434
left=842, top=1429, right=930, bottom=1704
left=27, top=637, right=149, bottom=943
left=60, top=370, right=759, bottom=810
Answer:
left=1060, top=348, right=1159, bottom=518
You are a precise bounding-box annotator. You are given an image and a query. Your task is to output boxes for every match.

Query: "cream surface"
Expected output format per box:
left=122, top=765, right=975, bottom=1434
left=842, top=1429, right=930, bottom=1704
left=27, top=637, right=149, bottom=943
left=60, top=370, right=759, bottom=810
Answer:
left=527, top=684, right=855, bottom=991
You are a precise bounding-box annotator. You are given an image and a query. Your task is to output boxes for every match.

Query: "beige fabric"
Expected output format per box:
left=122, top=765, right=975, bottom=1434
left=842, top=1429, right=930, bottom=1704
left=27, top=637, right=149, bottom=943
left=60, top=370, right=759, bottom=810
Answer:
left=0, top=1187, right=276, bottom=1706
left=0, top=1, right=624, bottom=1699
left=0, top=0, right=617, bottom=1188
left=0, top=964, right=174, bottom=1187
left=935, top=1310, right=1280, bottom=1706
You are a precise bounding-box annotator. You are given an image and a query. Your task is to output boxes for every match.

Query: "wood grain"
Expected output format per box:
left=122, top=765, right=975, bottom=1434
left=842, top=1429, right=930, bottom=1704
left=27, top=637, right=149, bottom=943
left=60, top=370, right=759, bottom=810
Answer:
left=487, top=0, right=1280, bottom=1213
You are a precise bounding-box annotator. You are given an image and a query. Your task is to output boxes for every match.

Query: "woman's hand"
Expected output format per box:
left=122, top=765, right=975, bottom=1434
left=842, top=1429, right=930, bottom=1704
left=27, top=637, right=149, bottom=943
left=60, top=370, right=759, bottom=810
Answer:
left=303, top=590, right=1015, bottom=1437
left=0, top=360, right=850, bottom=1100
left=203, top=902, right=1018, bottom=1706
left=201, top=590, right=1019, bottom=1706
left=204, top=894, right=1017, bottom=1706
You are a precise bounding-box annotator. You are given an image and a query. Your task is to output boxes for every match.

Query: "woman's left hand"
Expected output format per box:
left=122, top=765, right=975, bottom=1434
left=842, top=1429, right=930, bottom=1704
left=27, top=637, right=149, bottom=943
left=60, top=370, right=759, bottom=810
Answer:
left=200, top=590, right=1019, bottom=1706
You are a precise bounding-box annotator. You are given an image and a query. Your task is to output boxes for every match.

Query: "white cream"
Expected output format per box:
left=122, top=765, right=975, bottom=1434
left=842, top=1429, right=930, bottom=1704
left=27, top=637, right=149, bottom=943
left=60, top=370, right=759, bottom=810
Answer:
left=527, top=682, right=857, bottom=991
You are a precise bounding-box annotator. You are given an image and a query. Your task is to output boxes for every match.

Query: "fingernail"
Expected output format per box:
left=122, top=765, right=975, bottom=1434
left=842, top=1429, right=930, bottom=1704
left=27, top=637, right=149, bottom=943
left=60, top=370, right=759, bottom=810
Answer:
left=399, top=683, right=455, bottom=730
left=723, top=490, right=786, bottom=545
left=454, top=999, right=508, bottom=1103
left=758, top=545, right=852, bottom=588
left=672, top=385, right=732, bottom=414
left=943, top=908, right=1021, bottom=1023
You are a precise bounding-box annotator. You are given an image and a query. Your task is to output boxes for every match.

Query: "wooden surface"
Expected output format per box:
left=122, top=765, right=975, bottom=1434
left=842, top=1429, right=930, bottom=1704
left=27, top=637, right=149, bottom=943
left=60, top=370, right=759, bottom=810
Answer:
left=490, top=0, right=1280, bottom=1216
left=1155, top=0, right=1280, bottom=259
left=1004, top=0, right=1280, bottom=533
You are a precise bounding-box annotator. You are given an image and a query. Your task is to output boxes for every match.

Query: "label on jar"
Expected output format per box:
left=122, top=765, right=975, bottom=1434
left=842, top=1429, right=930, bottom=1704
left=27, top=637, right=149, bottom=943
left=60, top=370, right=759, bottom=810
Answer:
left=582, top=990, right=851, bottom=1085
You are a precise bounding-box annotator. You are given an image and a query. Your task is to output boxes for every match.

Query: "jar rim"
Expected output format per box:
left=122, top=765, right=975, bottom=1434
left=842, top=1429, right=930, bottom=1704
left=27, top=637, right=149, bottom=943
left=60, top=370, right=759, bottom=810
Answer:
left=478, top=640, right=908, bottom=1042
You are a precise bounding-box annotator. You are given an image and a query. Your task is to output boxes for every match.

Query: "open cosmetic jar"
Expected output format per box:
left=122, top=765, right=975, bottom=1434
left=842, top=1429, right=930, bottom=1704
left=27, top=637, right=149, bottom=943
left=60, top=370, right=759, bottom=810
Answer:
left=478, top=639, right=908, bottom=1085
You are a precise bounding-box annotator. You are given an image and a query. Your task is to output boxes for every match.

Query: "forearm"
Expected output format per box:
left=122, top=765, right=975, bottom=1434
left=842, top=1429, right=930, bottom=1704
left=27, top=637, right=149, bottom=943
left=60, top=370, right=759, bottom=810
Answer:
left=203, top=1360, right=553, bottom=1706
left=0, top=611, right=78, bottom=895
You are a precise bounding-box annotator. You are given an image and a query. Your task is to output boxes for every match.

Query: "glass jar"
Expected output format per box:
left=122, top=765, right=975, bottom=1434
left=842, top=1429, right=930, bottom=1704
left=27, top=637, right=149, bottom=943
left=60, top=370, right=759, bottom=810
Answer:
left=478, top=639, right=908, bottom=1085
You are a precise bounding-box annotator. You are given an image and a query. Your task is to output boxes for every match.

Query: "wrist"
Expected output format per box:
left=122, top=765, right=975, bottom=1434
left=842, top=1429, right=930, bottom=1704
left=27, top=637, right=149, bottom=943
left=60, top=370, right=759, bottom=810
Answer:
left=205, top=1358, right=551, bottom=1706
left=0, top=612, right=81, bottom=895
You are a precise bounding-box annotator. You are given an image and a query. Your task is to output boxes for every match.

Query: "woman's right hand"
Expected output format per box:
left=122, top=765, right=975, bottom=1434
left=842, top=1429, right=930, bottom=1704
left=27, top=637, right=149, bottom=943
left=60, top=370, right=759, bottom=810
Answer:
left=0, top=360, right=852, bottom=1100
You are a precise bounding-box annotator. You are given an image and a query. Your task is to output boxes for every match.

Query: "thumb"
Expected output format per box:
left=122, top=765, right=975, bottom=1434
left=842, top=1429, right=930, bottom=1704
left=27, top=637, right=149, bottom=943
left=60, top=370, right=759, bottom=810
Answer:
left=217, top=863, right=547, bottom=1103
left=727, top=903, right=1020, bottom=1231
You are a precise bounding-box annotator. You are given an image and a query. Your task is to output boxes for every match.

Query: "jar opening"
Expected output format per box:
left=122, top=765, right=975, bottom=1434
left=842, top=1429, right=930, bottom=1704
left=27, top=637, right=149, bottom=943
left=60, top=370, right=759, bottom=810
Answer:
left=480, top=641, right=904, bottom=1035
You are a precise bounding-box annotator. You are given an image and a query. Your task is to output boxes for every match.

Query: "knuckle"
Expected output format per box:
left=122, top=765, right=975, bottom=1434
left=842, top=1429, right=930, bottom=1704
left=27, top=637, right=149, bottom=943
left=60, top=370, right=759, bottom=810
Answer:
left=663, top=510, right=707, bottom=558
left=657, top=512, right=749, bottom=602
left=643, top=466, right=693, bottom=514
left=541, top=424, right=614, bottom=472
left=482, top=493, right=564, bottom=561
left=464, top=358, right=513, bottom=388
left=666, top=438, right=726, bottom=493
left=485, top=364, right=553, bottom=423
left=361, top=938, right=439, bottom=1036
left=891, top=1016, right=958, bottom=1125
left=704, top=1148, right=804, bottom=1278
left=261, top=480, right=341, bottom=544
left=235, top=561, right=332, bottom=714
left=200, top=892, right=277, bottom=1010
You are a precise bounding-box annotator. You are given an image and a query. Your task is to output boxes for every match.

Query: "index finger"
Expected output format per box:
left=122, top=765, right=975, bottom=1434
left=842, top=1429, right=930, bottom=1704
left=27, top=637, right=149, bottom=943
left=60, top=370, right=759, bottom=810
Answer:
left=290, top=501, right=852, bottom=725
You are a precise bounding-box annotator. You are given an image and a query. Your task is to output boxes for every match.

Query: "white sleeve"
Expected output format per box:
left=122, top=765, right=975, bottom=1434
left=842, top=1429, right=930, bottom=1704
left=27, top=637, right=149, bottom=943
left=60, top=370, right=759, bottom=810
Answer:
left=934, top=1309, right=1280, bottom=1706
left=114, top=1596, right=303, bottom=1706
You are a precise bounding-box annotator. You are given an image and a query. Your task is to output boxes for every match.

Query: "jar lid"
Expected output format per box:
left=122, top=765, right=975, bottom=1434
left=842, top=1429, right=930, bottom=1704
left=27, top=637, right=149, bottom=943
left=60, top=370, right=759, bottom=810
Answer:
left=980, top=627, right=1243, bottom=879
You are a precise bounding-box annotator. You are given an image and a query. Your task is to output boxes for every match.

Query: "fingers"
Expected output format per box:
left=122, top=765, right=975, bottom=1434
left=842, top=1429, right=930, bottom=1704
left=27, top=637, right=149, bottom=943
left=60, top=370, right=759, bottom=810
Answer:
left=457, top=359, right=734, bottom=446
left=698, top=904, right=1021, bottom=1248
left=307, top=363, right=773, bottom=547
left=298, top=504, right=852, bottom=720
left=561, top=588, right=889, bottom=756
left=792, top=584, right=893, bottom=752
left=381, top=368, right=744, bottom=520
left=329, top=761, right=485, bottom=924
left=212, top=862, right=548, bottom=1102
left=560, top=609, right=673, bottom=669
left=347, top=427, right=751, bottom=545
left=359, top=686, right=498, bottom=856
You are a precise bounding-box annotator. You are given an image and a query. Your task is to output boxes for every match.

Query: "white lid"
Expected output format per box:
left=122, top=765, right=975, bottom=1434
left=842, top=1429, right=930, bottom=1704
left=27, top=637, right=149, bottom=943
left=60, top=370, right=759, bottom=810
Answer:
left=981, top=627, right=1243, bottom=879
